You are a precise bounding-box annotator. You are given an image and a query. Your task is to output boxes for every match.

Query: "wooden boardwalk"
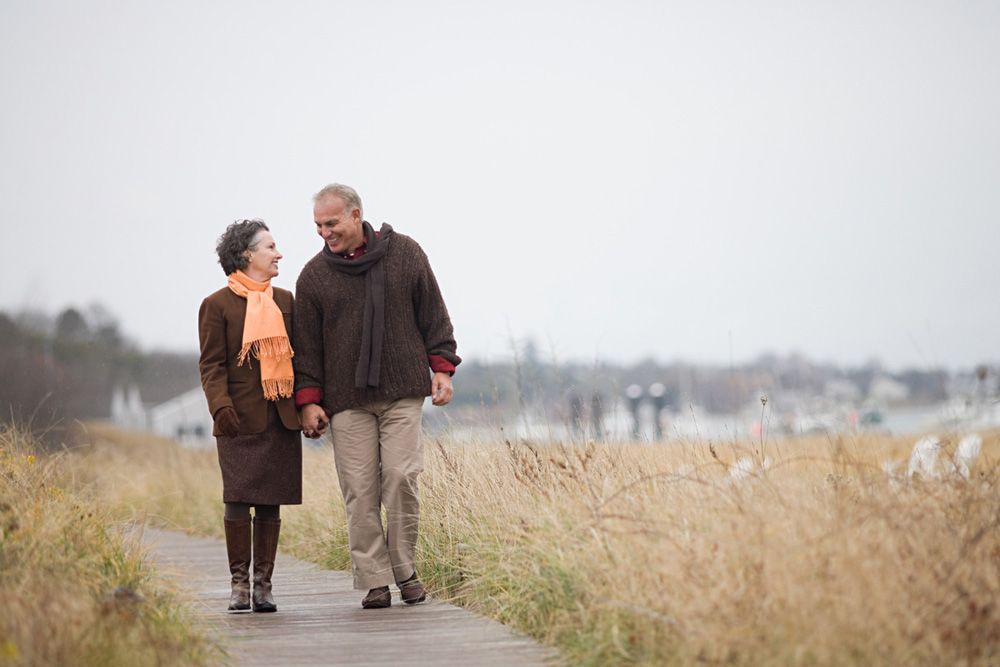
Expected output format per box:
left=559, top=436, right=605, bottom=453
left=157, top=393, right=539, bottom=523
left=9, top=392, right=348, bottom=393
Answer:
left=143, top=528, right=557, bottom=666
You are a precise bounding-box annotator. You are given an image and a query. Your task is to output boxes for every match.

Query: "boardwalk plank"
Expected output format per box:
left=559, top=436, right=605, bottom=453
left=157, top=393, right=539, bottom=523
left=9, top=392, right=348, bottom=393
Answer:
left=142, top=528, right=557, bottom=666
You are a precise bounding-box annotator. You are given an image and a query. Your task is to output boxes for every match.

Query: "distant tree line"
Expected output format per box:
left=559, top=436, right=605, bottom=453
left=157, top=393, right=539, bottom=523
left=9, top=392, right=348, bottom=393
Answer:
left=0, top=306, right=199, bottom=430
left=0, top=307, right=968, bottom=437
left=434, top=340, right=957, bottom=430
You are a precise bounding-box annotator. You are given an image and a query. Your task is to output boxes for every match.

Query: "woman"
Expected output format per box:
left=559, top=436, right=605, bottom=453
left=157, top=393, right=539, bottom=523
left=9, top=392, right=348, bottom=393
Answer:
left=198, top=219, right=302, bottom=613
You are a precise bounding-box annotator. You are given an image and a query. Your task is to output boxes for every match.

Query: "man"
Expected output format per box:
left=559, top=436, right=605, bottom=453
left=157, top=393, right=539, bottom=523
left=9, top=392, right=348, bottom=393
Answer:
left=293, top=183, right=460, bottom=609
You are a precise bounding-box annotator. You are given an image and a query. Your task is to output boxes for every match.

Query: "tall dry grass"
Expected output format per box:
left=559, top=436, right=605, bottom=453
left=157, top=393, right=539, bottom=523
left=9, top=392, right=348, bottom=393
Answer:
left=0, top=423, right=221, bottom=666
left=68, top=424, right=225, bottom=537
left=420, top=430, right=1000, bottom=665
left=73, top=421, right=1000, bottom=665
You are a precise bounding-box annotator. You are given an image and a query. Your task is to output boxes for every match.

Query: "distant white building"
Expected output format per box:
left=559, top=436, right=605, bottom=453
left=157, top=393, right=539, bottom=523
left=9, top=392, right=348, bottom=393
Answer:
left=868, top=375, right=910, bottom=404
left=110, top=385, right=214, bottom=448
left=110, top=385, right=147, bottom=431
left=824, top=378, right=862, bottom=402
left=147, top=386, right=214, bottom=447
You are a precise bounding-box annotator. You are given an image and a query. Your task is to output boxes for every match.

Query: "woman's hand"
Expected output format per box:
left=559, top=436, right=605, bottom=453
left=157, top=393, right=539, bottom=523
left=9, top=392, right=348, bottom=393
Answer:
left=215, top=406, right=241, bottom=437
left=300, top=403, right=329, bottom=439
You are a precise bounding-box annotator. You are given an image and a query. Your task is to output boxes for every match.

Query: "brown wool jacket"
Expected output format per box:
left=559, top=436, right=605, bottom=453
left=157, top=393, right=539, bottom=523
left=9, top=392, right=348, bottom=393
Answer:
left=198, top=286, right=301, bottom=435
left=293, top=232, right=460, bottom=416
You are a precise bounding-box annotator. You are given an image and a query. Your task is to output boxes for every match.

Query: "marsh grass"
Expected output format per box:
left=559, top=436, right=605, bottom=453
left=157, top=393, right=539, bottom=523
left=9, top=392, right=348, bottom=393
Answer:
left=0, top=423, right=220, bottom=666
left=72, top=422, right=1000, bottom=665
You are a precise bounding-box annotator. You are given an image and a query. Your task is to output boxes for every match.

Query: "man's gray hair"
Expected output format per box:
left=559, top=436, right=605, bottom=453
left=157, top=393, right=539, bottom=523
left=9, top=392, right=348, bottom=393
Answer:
left=314, top=183, right=363, bottom=220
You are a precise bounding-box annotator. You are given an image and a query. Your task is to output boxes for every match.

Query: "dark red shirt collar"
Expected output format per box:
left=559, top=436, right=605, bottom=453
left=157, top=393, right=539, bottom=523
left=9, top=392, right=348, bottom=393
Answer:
left=342, top=241, right=366, bottom=260
left=342, top=230, right=379, bottom=260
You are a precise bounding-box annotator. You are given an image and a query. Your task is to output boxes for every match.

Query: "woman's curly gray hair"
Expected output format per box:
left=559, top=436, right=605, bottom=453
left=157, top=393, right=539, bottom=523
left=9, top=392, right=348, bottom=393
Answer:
left=216, top=219, right=270, bottom=275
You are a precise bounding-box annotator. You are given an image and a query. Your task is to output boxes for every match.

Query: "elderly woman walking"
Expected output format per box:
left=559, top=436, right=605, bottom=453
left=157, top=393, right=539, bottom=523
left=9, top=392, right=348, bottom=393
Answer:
left=198, top=219, right=302, bottom=612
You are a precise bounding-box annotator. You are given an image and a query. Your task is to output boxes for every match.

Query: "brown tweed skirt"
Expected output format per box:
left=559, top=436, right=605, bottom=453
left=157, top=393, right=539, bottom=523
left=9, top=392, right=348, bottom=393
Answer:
left=216, top=402, right=302, bottom=505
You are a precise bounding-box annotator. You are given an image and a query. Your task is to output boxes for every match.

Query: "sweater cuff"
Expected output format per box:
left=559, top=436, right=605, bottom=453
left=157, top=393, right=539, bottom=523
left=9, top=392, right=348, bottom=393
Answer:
left=429, top=355, right=456, bottom=376
left=295, top=387, right=324, bottom=408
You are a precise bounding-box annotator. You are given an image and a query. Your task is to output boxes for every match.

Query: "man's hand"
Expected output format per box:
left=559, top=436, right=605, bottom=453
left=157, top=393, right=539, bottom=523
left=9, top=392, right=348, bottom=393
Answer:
left=430, top=372, right=453, bottom=406
left=300, top=403, right=329, bottom=439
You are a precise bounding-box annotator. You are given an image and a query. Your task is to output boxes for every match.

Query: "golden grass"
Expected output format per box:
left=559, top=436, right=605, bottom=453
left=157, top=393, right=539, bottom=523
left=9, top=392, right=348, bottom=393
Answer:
left=71, top=422, right=1000, bottom=665
left=67, top=424, right=225, bottom=538
left=0, top=423, right=221, bottom=666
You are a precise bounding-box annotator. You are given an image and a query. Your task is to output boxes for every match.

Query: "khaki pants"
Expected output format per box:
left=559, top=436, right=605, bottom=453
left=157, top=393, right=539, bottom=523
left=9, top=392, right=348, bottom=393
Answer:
left=329, top=396, right=423, bottom=590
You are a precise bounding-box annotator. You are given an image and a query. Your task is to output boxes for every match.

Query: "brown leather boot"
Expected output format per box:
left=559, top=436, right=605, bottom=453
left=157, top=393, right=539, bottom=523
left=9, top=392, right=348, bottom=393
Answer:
left=224, top=518, right=252, bottom=612
left=251, top=517, right=280, bottom=612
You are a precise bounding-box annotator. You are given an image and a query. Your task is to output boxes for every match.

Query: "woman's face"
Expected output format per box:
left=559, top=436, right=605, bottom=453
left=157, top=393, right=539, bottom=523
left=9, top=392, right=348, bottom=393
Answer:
left=244, top=230, right=282, bottom=281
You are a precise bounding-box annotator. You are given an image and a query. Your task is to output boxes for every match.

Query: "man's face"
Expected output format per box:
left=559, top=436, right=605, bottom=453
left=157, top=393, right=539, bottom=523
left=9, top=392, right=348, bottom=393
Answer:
left=314, top=195, right=364, bottom=254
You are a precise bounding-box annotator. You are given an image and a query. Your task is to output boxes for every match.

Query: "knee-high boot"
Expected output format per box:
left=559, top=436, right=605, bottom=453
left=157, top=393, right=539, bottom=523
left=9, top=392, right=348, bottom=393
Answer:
left=252, top=517, right=281, bottom=612
left=224, top=518, right=252, bottom=611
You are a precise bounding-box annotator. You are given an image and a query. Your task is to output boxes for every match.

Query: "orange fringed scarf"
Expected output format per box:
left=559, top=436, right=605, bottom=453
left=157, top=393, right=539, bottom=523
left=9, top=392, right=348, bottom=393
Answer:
left=227, top=270, right=294, bottom=401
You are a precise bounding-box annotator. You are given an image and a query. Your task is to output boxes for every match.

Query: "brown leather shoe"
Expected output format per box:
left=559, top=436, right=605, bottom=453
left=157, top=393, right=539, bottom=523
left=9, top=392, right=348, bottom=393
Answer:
left=398, top=575, right=426, bottom=605
left=362, top=586, right=391, bottom=609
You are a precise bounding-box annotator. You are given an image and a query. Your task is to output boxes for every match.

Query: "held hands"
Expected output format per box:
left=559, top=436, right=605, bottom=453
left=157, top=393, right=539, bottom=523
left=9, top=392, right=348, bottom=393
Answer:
left=299, top=377, right=448, bottom=437
left=431, top=372, right=453, bottom=406
left=214, top=406, right=241, bottom=438
left=301, top=403, right=330, bottom=439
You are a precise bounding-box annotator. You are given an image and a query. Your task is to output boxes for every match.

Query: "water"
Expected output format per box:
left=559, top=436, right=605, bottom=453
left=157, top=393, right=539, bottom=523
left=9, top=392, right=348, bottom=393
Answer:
left=437, top=401, right=997, bottom=445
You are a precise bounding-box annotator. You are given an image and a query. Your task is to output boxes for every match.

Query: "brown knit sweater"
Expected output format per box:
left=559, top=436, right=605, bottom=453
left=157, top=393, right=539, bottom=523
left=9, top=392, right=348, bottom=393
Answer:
left=292, top=232, right=460, bottom=416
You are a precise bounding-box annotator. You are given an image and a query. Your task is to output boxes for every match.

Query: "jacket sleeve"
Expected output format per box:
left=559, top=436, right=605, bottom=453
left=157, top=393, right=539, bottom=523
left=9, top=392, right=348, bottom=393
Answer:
left=412, top=246, right=461, bottom=369
left=292, top=270, right=326, bottom=398
left=198, top=296, right=234, bottom=418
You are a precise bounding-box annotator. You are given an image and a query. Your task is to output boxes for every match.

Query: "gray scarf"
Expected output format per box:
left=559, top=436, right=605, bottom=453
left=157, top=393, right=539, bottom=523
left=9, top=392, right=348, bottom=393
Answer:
left=322, top=221, right=393, bottom=388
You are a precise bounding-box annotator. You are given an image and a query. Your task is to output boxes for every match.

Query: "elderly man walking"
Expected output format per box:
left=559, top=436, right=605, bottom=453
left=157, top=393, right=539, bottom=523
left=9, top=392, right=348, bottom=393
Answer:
left=293, top=183, right=460, bottom=609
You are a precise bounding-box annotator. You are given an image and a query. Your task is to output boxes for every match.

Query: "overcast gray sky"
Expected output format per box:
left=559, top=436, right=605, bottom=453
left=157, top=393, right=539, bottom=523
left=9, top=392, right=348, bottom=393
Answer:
left=2, top=1, right=997, bottom=371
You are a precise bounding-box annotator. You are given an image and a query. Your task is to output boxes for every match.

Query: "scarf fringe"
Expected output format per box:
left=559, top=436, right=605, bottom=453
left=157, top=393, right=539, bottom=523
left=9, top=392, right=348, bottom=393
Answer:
left=262, top=377, right=295, bottom=401
left=238, top=336, right=295, bottom=366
